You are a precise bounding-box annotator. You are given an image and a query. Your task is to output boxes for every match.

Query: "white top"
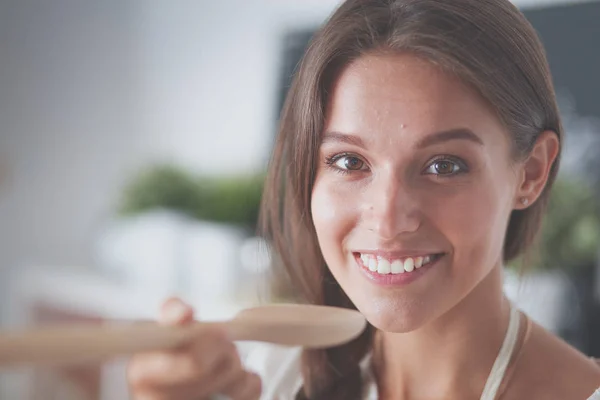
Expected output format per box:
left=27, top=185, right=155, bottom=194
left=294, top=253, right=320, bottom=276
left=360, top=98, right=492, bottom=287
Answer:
left=240, top=306, right=600, bottom=400
left=242, top=344, right=600, bottom=400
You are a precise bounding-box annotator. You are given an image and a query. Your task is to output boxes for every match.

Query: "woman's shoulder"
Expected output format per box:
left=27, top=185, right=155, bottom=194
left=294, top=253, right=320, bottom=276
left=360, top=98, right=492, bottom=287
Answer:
left=506, top=320, right=600, bottom=400
left=238, top=342, right=304, bottom=400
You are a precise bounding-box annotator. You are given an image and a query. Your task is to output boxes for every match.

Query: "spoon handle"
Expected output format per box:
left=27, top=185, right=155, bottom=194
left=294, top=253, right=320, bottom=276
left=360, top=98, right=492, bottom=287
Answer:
left=0, top=321, right=227, bottom=369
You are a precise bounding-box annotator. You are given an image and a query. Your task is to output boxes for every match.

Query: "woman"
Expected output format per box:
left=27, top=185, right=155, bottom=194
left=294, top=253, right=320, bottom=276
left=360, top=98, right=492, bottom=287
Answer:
left=127, top=0, right=600, bottom=399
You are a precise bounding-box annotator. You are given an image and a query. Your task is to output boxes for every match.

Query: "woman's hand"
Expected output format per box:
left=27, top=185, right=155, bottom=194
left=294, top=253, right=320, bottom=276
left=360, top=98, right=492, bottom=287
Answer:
left=127, top=298, right=262, bottom=400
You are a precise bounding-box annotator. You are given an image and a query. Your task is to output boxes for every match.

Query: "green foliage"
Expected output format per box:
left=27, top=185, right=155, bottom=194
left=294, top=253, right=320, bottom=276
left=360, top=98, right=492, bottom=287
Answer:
left=119, top=164, right=265, bottom=229
left=119, top=165, right=202, bottom=218
left=532, top=178, right=600, bottom=270
left=194, top=173, right=265, bottom=228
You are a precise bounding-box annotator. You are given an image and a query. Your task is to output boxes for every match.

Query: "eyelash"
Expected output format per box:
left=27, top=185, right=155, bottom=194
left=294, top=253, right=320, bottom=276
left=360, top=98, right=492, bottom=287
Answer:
left=323, top=153, right=469, bottom=177
left=425, top=155, right=469, bottom=177
left=324, top=153, right=366, bottom=175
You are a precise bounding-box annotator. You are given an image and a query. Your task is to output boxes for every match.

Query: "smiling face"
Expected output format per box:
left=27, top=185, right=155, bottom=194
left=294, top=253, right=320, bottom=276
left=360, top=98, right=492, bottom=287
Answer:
left=311, top=53, right=521, bottom=332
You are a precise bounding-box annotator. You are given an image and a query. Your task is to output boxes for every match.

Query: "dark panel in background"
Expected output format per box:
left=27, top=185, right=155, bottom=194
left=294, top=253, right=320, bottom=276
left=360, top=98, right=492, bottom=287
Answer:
left=523, top=1, right=600, bottom=118
left=275, top=29, right=316, bottom=120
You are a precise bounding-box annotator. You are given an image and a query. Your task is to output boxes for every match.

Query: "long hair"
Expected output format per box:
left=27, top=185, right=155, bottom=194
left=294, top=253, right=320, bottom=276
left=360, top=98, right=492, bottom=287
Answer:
left=259, top=1, right=562, bottom=398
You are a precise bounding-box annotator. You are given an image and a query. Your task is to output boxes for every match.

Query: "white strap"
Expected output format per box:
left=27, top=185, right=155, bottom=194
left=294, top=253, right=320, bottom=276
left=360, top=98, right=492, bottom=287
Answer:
left=589, top=388, right=600, bottom=400
left=479, top=305, right=520, bottom=400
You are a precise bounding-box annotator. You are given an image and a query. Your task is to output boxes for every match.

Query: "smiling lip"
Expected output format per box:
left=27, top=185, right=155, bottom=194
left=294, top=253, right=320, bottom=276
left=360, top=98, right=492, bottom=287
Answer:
left=353, top=252, right=444, bottom=286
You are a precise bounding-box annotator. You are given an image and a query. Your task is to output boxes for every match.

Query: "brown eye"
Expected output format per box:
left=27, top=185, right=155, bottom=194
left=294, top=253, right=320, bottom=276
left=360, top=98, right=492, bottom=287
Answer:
left=325, top=153, right=369, bottom=175
left=424, top=157, right=466, bottom=176
left=434, top=160, right=455, bottom=174
left=339, top=156, right=364, bottom=171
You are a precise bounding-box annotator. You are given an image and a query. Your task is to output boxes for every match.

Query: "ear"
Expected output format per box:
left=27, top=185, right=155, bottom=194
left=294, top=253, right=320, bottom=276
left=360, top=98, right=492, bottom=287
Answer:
left=514, top=130, right=560, bottom=210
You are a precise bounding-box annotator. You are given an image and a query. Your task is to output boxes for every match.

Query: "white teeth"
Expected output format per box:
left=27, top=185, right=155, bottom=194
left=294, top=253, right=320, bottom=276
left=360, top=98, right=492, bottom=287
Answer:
left=360, top=253, right=438, bottom=275
left=391, top=260, right=404, bottom=274
left=368, top=258, right=378, bottom=272
left=404, top=257, right=415, bottom=272
left=361, top=254, right=369, bottom=264
left=415, top=256, right=423, bottom=268
left=377, top=258, right=391, bottom=274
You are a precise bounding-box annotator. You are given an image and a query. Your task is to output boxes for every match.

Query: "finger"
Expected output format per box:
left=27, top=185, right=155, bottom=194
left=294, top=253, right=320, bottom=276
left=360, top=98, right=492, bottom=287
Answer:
left=187, top=342, right=244, bottom=398
left=130, top=391, right=172, bottom=400
left=158, top=297, right=194, bottom=326
left=131, top=349, right=246, bottom=400
left=240, top=373, right=262, bottom=400
left=128, top=327, right=233, bottom=390
left=131, top=385, right=206, bottom=400
left=222, top=371, right=262, bottom=400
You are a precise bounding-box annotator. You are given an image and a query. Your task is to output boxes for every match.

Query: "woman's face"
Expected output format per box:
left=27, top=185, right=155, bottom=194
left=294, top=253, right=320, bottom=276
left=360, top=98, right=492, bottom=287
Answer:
left=311, top=53, right=520, bottom=332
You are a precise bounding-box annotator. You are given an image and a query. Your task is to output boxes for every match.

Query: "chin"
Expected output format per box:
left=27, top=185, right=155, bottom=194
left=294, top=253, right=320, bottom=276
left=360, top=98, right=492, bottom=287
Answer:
left=331, top=261, right=444, bottom=333
left=351, top=293, right=432, bottom=333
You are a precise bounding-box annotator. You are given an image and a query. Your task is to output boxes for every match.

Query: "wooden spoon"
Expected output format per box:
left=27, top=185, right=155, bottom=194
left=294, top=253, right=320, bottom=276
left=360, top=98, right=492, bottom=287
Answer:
left=0, top=304, right=366, bottom=368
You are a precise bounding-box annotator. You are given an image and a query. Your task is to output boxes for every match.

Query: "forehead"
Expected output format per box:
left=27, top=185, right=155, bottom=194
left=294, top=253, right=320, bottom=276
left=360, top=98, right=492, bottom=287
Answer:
left=324, top=53, right=506, bottom=146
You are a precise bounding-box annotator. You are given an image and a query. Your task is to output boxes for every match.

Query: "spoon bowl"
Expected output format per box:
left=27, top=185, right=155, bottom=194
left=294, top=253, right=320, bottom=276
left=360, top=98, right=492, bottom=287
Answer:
left=227, top=304, right=367, bottom=347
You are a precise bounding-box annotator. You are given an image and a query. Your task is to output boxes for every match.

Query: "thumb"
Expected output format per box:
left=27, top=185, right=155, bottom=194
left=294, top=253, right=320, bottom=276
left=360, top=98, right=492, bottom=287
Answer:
left=158, top=297, right=195, bottom=326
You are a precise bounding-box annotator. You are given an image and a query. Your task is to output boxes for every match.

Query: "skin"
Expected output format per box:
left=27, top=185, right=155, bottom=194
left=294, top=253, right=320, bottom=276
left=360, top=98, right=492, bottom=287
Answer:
left=126, top=52, right=599, bottom=400
left=127, top=298, right=261, bottom=400
left=310, top=53, right=599, bottom=399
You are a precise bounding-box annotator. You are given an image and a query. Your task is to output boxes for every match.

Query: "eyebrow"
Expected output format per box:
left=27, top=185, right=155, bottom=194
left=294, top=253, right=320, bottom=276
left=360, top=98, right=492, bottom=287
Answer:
left=321, top=128, right=484, bottom=148
left=321, top=131, right=367, bottom=148
left=416, top=128, right=484, bottom=148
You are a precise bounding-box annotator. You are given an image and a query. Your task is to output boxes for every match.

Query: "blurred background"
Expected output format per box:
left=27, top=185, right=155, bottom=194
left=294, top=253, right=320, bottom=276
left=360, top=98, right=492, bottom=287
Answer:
left=0, top=0, right=599, bottom=398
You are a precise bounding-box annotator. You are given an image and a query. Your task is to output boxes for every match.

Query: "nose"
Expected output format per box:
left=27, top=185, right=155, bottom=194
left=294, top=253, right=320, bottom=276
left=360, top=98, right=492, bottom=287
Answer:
left=362, top=173, right=421, bottom=240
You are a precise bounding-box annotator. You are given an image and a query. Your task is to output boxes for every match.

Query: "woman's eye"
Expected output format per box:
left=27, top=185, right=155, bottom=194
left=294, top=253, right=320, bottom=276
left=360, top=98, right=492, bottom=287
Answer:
left=424, top=158, right=466, bottom=176
left=336, top=156, right=365, bottom=170
left=325, top=153, right=367, bottom=173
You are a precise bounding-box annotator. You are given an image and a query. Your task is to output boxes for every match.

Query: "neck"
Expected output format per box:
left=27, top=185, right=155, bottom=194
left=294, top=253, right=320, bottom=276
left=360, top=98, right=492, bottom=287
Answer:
left=374, top=264, right=511, bottom=400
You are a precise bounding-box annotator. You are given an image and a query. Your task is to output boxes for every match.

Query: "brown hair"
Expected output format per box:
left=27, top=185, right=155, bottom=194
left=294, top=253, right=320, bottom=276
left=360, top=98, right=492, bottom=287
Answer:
left=259, top=0, right=562, bottom=398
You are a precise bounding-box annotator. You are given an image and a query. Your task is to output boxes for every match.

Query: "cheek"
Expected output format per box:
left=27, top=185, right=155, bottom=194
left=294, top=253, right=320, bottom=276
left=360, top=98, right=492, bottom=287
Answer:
left=311, top=177, right=357, bottom=262
left=429, top=180, right=512, bottom=266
